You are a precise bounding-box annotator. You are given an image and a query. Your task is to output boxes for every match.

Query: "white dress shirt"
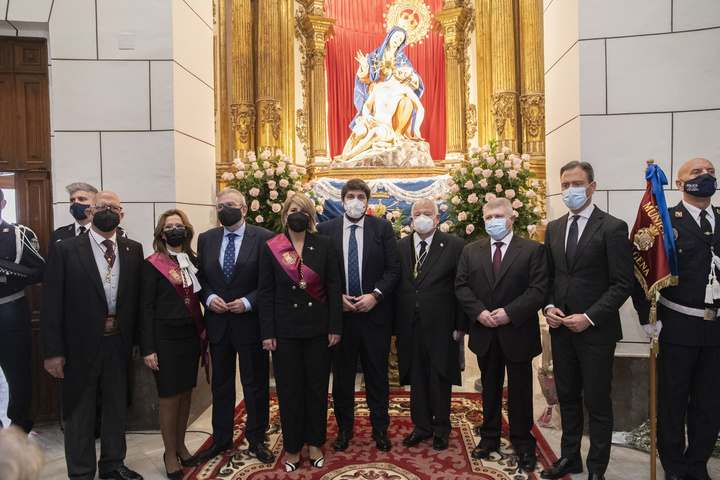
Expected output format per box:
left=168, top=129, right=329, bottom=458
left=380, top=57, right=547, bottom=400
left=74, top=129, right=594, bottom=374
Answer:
left=682, top=200, right=715, bottom=233
left=343, top=215, right=366, bottom=296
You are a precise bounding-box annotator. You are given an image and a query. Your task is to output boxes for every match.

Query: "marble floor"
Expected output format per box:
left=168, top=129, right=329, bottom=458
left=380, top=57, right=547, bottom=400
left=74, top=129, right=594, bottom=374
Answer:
left=10, top=344, right=720, bottom=480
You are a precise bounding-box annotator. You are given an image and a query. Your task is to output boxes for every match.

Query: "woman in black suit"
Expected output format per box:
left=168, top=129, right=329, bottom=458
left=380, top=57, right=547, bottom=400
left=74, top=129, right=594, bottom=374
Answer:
left=139, top=209, right=207, bottom=479
left=258, top=193, right=343, bottom=471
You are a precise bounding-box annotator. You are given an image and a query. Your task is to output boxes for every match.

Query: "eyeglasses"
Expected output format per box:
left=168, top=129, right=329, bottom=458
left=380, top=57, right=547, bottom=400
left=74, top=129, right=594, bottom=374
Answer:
left=163, top=226, right=186, bottom=233
left=216, top=203, right=242, bottom=211
left=91, top=204, right=122, bottom=214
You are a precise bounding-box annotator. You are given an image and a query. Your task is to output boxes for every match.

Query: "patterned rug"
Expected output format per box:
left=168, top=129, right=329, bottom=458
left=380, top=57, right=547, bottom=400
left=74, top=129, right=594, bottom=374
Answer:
left=186, top=392, right=567, bottom=480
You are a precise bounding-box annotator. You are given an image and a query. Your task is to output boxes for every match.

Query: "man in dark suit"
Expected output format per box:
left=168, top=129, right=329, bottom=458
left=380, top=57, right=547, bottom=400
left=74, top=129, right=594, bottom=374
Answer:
left=50, top=182, right=97, bottom=244
left=316, top=178, right=401, bottom=452
left=41, top=191, right=144, bottom=480
left=540, top=161, right=634, bottom=480
left=0, top=189, right=44, bottom=434
left=395, top=198, right=464, bottom=451
left=455, top=197, right=548, bottom=473
left=634, top=157, right=720, bottom=480
left=195, top=188, right=275, bottom=464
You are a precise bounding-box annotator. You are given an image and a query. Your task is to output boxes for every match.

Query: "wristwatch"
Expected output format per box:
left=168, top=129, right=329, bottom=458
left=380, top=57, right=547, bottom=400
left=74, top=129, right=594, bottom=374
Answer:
left=372, top=288, right=384, bottom=302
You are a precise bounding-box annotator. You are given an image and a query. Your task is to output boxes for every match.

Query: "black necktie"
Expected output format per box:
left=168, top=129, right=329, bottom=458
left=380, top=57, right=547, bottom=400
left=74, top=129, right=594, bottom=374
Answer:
left=418, top=241, right=427, bottom=267
left=700, top=210, right=713, bottom=236
left=566, top=215, right=580, bottom=264
left=78, top=226, right=86, bottom=235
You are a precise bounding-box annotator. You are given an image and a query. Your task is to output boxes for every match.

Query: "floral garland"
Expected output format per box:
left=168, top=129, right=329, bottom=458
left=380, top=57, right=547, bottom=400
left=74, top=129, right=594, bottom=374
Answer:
left=221, top=150, right=325, bottom=234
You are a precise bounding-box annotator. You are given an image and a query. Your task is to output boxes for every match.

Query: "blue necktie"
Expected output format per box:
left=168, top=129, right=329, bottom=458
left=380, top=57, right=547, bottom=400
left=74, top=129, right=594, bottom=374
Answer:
left=348, top=225, right=362, bottom=296
left=223, top=233, right=238, bottom=282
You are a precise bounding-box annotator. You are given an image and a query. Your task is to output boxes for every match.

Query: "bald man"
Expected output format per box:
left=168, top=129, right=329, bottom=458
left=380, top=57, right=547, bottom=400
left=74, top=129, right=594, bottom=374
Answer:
left=41, top=191, right=145, bottom=480
left=635, top=158, right=720, bottom=480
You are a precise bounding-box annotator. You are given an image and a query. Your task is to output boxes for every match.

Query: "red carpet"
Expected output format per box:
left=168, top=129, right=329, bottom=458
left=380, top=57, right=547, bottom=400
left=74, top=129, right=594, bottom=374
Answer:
left=186, top=392, right=567, bottom=480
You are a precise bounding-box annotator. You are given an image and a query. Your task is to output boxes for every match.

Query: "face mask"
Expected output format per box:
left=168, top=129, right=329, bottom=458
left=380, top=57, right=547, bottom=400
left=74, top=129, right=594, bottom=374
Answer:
left=69, top=202, right=90, bottom=221
left=344, top=198, right=367, bottom=219
left=218, top=206, right=243, bottom=227
left=287, top=212, right=310, bottom=232
left=485, top=218, right=509, bottom=240
left=683, top=173, right=717, bottom=198
left=92, top=210, right=121, bottom=233
left=413, top=215, right=435, bottom=235
left=164, top=228, right=186, bottom=248
left=562, top=186, right=589, bottom=211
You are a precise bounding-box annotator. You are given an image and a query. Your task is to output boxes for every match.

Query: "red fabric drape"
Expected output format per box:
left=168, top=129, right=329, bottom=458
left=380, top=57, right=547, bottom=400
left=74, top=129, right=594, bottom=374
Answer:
left=325, top=0, right=446, bottom=161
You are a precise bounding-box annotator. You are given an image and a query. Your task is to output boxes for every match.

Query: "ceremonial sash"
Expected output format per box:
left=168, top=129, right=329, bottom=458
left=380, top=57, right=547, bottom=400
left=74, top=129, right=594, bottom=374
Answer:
left=267, top=234, right=328, bottom=304
left=148, top=252, right=210, bottom=383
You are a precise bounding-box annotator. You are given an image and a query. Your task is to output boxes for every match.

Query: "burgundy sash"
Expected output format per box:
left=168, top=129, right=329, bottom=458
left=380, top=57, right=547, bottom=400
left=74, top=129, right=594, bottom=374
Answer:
left=267, top=234, right=328, bottom=304
left=148, top=252, right=210, bottom=383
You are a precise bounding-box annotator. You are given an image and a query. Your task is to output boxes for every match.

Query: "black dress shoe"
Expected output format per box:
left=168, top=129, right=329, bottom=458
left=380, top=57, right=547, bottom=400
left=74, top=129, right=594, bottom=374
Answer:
left=333, top=430, right=354, bottom=451
left=403, top=432, right=431, bottom=447
left=665, top=476, right=684, bottom=480
left=371, top=429, right=392, bottom=452
left=177, top=452, right=200, bottom=468
left=195, top=442, right=233, bottom=462
left=518, top=452, right=537, bottom=472
left=471, top=444, right=497, bottom=460
left=540, top=457, right=583, bottom=479
left=433, top=436, right=449, bottom=451
left=588, top=475, right=605, bottom=480
left=99, top=466, right=144, bottom=480
left=248, top=442, right=275, bottom=464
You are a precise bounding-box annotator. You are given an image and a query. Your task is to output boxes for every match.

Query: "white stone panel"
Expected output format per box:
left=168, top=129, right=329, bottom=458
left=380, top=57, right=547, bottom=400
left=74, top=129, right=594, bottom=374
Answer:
left=606, top=29, right=720, bottom=114
left=52, top=60, right=150, bottom=131
left=673, top=110, right=720, bottom=169
left=53, top=204, right=72, bottom=233
left=174, top=134, right=216, bottom=206
left=0, top=21, right=13, bottom=35
left=51, top=132, right=102, bottom=202
left=49, top=0, right=97, bottom=60
left=150, top=61, right=174, bottom=130
left=100, top=131, right=175, bottom=203
left=545, top=44, right=579, bottom=133
left=180, top=0, right=213, bottom=28
left=607, top=189, right=646, bottom=234
left=545, top=118, right=581, bottom=196
left=673, top=0, right=720, bottom=32
left=578, top=39, right=606, bottom=115
left=12, top=22, right=49, bottom=39
left=6, top=0, right=52, bottom=22
left=578, top=0, right=671, bottom=39
left=173, top=63, right=214, bottom=145
left=0, top=0, right=7, bottom=19
left=664, top=189, right=683, bottom=207
left=579, top=114, right=672, bottom=190
left=115, top=202, right=155, bottom=255
left=154, top=202, right=217, bottom=252
left=543, top=0, right=578, bottom=72
left=172, top=1, right=213, bottom=86
left=617, top=299, right=648, bottom=353
left=96, top=0, right=172, bottom=60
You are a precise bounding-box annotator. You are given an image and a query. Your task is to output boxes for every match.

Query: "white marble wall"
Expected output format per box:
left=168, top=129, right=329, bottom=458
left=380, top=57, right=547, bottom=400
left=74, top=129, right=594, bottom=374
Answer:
left=544, top=0, right=720, bottom=353
left=1, top=0, right=216, bottom=254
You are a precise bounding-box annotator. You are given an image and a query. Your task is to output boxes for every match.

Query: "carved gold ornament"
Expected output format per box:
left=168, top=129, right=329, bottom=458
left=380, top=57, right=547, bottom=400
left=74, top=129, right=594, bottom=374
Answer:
left=383, top=0, right=433, bottom=46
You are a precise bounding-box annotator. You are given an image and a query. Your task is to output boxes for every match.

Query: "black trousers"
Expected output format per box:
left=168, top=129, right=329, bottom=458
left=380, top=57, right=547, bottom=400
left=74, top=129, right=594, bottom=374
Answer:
left=209, top=333, right=269, bottom=445
left=63, top=335, right=128, bottom=480
left=273, top=335, right=331, bottom=453
left=551, top=327, right=615, bottom=475
left=0, top=298, right=32, bottom=433
left=409, top=316, right=452, bottom=439
left=657, top=341, right=720, bottom=479
left=476, top=333, right=535, bottom=454
left=332, top=312, right=391, bottom=433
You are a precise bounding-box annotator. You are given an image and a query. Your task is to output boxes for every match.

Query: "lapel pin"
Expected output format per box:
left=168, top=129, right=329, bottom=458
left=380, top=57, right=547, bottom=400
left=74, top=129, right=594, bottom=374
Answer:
left=126, top=247, right=129, bottom=251
left=675, top=211, right=683, bottom=217
left=309, top=246, right=314, bottom=250
left=440, top=243, right=444, bottom=247
left=2, top=228, right=7, bottom=233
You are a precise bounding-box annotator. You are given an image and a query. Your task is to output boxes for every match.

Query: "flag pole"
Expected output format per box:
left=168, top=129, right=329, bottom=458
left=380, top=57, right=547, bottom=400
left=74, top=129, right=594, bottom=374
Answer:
left=646, top=158, right=658, bottom=480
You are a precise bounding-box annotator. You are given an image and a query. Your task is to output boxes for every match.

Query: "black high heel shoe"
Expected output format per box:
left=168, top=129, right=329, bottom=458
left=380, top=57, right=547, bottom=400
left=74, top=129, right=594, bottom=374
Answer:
left=163, top=453, right=183, bottom=480
left=177, top=452, right=200, bottom=468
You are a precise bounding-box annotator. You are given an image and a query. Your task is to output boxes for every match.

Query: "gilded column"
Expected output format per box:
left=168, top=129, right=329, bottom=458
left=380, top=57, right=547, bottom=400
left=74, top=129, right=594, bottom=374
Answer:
left=475, top=0, right=494, bottom=146
left=434, top=7, right=469, bottom=162
left=490, top=0, right=518, bottom=153
left=280, top=0, right=295, bottom=158
left=256, top=0, right=282, bottom=151
left=215, top=0, right=231, bottom=180
left=519, top=0, right=545, bottom=179
left=230, top=0, right=255, bottom=156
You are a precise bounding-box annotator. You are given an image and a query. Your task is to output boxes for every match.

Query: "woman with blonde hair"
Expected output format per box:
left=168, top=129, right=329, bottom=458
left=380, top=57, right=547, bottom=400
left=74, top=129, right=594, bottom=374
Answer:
left=258, top=193, right=342, bottom=471
left=139, top=209, right=208, bottom=479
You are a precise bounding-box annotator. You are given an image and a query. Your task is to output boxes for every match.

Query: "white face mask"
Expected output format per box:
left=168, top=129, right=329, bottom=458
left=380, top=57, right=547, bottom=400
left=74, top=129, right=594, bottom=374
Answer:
left=344, top=198, right=367, bottom=219
left=413, top=215, right=435, bottom=235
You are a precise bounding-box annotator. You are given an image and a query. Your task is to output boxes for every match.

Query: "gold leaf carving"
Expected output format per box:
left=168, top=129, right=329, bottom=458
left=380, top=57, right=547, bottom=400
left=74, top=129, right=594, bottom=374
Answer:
left=231, top=103, right=256, bottom=144
left=519, top=93, right=545, bottom=138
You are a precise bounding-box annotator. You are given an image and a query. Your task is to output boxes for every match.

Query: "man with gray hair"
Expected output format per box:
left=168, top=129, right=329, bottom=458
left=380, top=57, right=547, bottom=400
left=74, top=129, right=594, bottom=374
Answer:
left=455, top=197, right=548, bottom=473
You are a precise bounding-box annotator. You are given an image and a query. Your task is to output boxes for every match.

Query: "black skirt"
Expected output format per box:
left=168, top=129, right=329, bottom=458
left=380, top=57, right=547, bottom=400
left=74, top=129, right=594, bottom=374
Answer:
left=152, top=322, right=200, bottom=398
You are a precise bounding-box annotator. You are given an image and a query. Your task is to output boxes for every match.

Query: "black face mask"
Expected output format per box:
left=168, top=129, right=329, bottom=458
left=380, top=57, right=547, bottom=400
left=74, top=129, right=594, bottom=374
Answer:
left=164, top=228, right=186, bottom=248
left=92, top=210, right=121, bottom=233
left=69, top=202, right=90, bottom=221
left=287, top=212, right=310, bottom=232
left=218, top=206, right=243, bottom=227
left=684, top=173, right=717, bottom=198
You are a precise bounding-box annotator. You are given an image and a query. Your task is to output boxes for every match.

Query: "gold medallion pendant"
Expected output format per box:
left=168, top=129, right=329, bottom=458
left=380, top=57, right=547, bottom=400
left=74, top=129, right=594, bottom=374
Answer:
left=299, top=280, right=307, bottom=289
left=184, top=297, right=191, bottom=305
left=169, top=269, right=183, bottom=283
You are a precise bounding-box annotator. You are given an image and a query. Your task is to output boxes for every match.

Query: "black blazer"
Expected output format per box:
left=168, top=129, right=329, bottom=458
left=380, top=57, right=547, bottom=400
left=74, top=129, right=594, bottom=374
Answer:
left=196, top=223, right=274, bottom=345
left=395, top=231, right=464, bottom=385
left=40, top=233, right=144, bottom=417
left=257, top=232, right=342, bottom=340
left=316, top=214, right=401, bottom=326
left=455, top=235, right=548, bottom=363
left=545, top=206, right=634, bottom=344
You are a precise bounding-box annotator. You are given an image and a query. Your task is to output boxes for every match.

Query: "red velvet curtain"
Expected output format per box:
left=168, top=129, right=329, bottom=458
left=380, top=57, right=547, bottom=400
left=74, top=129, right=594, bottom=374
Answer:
left=325, top=0, right=447, bottom=161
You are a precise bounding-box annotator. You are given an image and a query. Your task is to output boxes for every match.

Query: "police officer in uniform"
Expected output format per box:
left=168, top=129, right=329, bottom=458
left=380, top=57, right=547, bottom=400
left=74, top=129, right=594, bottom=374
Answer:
left=636, top=157, right=720, bottom=480
left=0, top=189, right=45, bottom=432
